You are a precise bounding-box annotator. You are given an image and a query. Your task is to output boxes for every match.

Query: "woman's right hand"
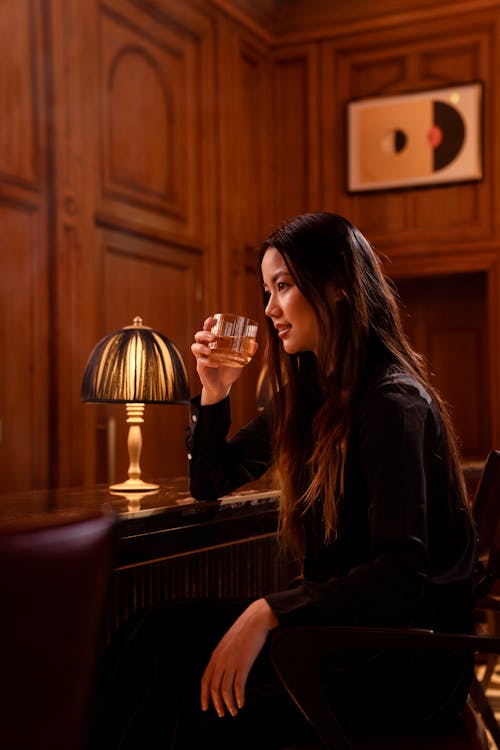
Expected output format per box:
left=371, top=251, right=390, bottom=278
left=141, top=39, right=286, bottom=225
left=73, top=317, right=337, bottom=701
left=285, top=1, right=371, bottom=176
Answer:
left=191, top=316, right=250, bottom=405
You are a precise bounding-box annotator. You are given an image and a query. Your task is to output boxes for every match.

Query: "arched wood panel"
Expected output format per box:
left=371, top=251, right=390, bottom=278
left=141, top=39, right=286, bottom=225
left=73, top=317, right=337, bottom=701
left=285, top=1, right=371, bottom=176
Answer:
left=97, top=0, right=216, bottom=246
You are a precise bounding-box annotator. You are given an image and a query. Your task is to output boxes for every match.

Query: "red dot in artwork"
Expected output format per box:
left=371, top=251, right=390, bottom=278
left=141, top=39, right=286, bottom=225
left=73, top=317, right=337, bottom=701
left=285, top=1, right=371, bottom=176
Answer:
left=427, top=126, right=443, bottom=148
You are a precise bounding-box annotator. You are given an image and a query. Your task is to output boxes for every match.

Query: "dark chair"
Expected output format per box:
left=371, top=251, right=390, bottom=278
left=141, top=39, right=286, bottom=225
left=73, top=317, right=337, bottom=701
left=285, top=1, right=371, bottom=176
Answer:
left=472, top=450, right=500, bottom=582
left=271, top=626, right=493, bottom=749
left=269, top=452, right=500, bottom=750
left=0, top=508, right=116, bottom=750
left=472, top=450, right=500, bottom=692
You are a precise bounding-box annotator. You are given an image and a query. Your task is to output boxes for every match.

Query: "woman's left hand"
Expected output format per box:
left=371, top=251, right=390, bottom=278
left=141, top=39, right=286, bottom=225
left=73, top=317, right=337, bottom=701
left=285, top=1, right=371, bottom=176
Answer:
left=201, top=598, right=278, bottom=717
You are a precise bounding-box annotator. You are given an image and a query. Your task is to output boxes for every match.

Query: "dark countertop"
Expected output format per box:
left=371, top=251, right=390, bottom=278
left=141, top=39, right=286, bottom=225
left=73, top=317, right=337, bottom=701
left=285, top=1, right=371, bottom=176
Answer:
left=0, top=477, right=281, bottom=568
left=0, top=461, right=482, bottom=568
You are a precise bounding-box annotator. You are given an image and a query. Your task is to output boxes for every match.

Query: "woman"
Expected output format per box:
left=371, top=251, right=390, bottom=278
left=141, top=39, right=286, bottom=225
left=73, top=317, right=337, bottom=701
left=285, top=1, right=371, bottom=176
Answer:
left=187, top=212, right=476, bottom=742
left=94, top=212, right=476, bottom=749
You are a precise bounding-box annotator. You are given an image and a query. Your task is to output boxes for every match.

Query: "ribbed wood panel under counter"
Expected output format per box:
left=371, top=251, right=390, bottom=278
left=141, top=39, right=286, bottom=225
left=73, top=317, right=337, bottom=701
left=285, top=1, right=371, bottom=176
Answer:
left=108, top=534, right=288, bottom=638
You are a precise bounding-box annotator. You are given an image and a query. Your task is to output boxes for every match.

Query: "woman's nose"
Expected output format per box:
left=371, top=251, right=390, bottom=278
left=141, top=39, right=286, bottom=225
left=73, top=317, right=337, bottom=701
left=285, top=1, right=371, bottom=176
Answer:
left=265, top=295, right=277, bottom=318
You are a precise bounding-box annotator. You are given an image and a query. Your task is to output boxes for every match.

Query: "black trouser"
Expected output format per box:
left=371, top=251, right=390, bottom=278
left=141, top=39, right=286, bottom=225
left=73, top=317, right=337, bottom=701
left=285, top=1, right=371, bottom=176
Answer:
left=90, top=599, right=474, bottom=750
left=90, top=599, right=314, bottom=749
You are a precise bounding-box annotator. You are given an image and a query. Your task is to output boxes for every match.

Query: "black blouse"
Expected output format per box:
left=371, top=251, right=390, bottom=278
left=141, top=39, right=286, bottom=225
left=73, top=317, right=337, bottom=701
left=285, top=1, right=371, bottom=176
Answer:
left=186, top=364, right=476, bottom=634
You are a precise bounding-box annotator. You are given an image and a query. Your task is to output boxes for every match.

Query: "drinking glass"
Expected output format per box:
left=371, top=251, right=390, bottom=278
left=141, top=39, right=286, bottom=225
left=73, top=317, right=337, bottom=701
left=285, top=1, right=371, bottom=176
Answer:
left=209, top=313, right=258, bottom=367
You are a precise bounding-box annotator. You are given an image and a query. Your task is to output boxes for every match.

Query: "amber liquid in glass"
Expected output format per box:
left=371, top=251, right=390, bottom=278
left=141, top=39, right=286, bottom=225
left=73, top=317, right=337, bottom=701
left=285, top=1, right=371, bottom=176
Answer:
left=210, top=335, right=255, bottom=367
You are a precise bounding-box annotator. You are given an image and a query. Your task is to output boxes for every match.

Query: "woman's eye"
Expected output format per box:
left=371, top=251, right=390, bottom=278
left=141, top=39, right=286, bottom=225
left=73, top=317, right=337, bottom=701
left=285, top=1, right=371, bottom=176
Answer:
left=277, top=282, right=289, bottom=292
left=263, top=290, right=271, bottom=304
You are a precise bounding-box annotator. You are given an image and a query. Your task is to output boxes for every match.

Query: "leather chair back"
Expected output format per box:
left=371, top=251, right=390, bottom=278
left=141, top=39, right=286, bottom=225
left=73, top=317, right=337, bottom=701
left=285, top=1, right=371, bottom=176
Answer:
left=0, top=509, right=115, bottom=750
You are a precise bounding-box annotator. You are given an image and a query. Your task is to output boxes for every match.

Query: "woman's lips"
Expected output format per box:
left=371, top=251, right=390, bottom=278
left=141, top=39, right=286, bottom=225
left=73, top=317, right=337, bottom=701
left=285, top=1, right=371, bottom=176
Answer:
left=277, top=325, right=290, bottom=339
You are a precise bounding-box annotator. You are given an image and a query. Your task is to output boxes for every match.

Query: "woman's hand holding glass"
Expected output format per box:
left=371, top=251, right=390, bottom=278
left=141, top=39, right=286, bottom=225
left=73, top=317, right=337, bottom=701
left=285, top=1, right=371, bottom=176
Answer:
left=191, top=316, right=258, bottom=405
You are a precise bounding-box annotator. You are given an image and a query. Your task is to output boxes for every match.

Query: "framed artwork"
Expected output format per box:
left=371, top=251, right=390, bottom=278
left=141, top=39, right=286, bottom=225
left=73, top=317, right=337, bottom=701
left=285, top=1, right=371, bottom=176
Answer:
left=346, top=81, right=483, bottom=192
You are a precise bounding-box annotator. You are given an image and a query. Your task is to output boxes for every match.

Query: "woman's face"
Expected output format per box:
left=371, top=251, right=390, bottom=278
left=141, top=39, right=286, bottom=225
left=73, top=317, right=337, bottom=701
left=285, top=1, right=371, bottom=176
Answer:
left=261, top=247, right=319, bottom=355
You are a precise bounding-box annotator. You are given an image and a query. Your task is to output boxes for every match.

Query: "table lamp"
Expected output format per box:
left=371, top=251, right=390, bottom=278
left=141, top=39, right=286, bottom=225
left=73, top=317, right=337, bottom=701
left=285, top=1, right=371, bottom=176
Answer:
left=81, top=316, right=190, bottom=492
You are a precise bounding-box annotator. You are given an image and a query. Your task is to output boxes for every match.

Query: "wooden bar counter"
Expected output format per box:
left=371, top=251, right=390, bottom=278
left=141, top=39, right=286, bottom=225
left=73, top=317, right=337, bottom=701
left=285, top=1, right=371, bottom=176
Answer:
left=0, top=462, right=483, bottom=640
left=0, top=478, right=287, bottom=638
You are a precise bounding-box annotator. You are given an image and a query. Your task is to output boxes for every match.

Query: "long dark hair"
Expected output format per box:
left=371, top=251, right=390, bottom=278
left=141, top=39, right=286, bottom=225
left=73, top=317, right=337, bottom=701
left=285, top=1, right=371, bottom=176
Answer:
left=259, top=212, right=468, bottom=551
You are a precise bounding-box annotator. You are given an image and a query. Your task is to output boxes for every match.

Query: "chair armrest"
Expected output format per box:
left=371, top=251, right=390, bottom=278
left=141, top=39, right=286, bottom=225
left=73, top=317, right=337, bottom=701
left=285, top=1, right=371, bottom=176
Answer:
left=271, top=624, right=500, bottom=658
left=269, top=625, right=500, bottom=750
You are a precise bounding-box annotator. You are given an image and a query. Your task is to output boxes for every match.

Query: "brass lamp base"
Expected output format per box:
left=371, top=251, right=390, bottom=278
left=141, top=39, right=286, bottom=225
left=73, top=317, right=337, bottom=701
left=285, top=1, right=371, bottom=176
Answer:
left=108, top=403, right=159, bottom=494
left=109, top=478, right=159, bottom=492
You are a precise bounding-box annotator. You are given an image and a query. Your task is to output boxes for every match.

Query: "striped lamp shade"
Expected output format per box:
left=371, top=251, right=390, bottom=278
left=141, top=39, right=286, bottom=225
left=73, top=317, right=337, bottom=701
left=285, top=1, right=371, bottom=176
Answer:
left=81, top=317, right=190, bottom=404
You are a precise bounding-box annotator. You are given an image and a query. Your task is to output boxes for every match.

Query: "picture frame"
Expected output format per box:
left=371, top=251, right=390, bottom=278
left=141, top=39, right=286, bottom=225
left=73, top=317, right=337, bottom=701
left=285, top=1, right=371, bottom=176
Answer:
left=346, top=81, right=483, bottom=193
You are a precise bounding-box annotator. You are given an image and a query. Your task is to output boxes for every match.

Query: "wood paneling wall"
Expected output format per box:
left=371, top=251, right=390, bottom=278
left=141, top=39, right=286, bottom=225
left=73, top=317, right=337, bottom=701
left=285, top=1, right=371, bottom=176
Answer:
left=0, top=0, right=50, bottom=490
left=214, top=13, right=273, bottom=430
left=2, top=0, right=500, bottom=491
left=315, top=4, right=500, bottom=460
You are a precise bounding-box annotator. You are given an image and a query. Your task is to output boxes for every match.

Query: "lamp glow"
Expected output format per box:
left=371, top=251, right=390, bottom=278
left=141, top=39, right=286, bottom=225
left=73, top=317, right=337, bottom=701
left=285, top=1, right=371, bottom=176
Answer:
left=81, top=317, right=190, bottom=492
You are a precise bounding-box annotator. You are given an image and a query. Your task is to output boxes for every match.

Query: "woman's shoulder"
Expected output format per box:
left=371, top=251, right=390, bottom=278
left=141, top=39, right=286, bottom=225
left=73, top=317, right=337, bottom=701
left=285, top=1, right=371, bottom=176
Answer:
left=373, top=363, right=430, bottom=395
left=357, top=363, right=435, bottom=416
left=352, top=364, right=443, bottom=444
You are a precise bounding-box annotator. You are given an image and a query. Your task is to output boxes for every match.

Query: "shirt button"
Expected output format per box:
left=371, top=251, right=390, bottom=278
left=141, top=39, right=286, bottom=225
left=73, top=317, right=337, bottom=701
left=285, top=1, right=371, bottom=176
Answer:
left=191, top=414, right=198, bottom=423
